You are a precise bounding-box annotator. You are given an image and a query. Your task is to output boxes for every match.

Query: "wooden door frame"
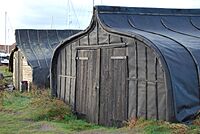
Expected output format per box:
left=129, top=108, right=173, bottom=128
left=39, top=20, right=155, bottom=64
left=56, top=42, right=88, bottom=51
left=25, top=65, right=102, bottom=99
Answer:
left=74, top=45, right=128, bottom=126
left=75, top=48, right=100, bottom=123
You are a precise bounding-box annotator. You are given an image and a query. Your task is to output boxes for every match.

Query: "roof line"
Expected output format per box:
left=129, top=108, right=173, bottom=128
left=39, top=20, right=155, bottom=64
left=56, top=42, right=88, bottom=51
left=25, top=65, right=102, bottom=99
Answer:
left=98, top=11, right=200, bottom=17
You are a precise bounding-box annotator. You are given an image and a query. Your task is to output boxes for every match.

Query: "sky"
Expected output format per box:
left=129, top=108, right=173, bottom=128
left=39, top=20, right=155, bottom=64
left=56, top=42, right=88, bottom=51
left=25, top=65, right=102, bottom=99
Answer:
left=0, top=0, right=200, bottom=45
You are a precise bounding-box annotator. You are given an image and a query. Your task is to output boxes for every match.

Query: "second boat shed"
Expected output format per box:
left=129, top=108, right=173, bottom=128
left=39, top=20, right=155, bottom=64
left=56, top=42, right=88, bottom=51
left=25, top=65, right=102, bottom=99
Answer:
left=10, top=29, right=80, bottom=90
left=51, top=6, right=200, bottom=126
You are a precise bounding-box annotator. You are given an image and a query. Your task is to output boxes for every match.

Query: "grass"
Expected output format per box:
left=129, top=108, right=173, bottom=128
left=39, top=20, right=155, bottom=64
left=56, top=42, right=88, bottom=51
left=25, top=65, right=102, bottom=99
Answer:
left=2, top=90, right=200, bottom=134
left=0, top=65, right=12, bottom=77
left=0, top=65, right=12, bottom=86
left=0, top=90, right=114, bottom=134
left=0, top=66, right=113, bottom=134
left=125, top=117, right=200, bottom=134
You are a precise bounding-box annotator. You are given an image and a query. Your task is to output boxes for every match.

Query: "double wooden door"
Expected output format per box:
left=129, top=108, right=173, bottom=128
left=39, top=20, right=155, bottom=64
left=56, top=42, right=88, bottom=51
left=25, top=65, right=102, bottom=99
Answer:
left=75, top=47, right=128, bottom=126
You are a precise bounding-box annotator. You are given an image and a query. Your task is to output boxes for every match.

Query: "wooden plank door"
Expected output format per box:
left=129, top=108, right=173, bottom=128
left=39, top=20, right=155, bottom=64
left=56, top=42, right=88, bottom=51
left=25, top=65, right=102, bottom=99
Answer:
left=99, top=47, right=128, bottom=126
left=75, top=49, right=100, bottom=124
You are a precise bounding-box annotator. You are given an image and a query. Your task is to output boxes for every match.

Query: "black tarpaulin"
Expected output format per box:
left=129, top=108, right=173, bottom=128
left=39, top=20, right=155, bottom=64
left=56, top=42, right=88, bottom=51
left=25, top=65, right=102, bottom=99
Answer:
left=15, top=29, right=81, bottom=87
left=96, top=6, right=200, bottom=123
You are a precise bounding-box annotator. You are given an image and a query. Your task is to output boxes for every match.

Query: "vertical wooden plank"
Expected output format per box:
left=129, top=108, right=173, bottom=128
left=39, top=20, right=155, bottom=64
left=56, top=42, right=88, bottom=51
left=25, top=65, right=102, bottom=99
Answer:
left=16, top=51, right=23, bottom=91
left=86, top=49, right=100, bottom=123
left=75, top=50, right=81, bottom=113
left=65, top=75, right=71, bottom=104
left=108, top=48, right=113, bottom=126
left=82, top=51, right=88, bottom=115
left=135, top=42, right=139, bottom=118
left=57, top=54, right=61, bottom=98
left=124, top=41, right=139, bottom=119
left=75, top=51, right=80, bottom=112
left=65, top=46, right=71, bottom=103
left=75, top=50, right=89, bottom=115
left=96, top=22, right=99, bottom=45
left=145, top=47, right=148, bottom=119
left=99, top=48, right=112, bottom=125
left=13, top=52, right=16, bottom=88
left=99, top=48, right=106, bottom=124
left=92, top=49, right=100, bottom=123
left=86, top=50, right=92, bottom=121
left=76, top=50, right=82, bottom=113
left=20, top=51, right=23, bottom=88
left=79, top=50, right=85, bottom=114
left=88, top=25, right=97, bottom=45
left=155, top=58, right=159, bottom=119
left=14, top=52, right=18, bottom=89
left=94, top=49, right=100, bottom=123
left=127, top=40, right=136, bottom=118
left=157, top=60, right=166, bottom=120
left=70, top=42, right=79, bottom=108
left=18, top=51, right=21, bottom=90
left=16, top=51, right=19, bottom=90
left=98, top=23, right=109, bottom=45
left=147, top=48, right=157, bottom=119
left=125, top=39, right=129, bottom=121
left=112, top=47, right=127, bottom=127
left=79, top=50, right=85, bottom=113
left=17, top=51, right=20, bottom=90
left=137, top=43, right=146, bottom=118
left=64, top=47, right=69, bottom=102
left=14, top=51, right=19, bottom=90
left=60, top=49, right=66, bottom=100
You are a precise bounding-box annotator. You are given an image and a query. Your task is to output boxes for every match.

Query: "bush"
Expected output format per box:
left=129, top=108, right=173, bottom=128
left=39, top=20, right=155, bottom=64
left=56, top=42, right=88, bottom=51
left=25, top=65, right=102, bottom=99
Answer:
left=27, top=90, right=71, bottom=121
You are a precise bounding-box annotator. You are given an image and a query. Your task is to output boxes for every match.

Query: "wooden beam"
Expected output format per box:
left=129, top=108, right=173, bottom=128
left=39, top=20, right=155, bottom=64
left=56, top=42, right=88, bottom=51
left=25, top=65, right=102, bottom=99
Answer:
left=75, top=43, right=126, bottom=50
left=59, top=75, right=76, bottom=79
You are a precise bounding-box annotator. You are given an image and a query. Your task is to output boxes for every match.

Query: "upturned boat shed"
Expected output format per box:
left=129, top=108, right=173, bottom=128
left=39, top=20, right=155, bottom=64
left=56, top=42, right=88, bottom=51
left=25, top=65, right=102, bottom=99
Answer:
left=10, top=29, right=80, bottom=89
left=51, top=6, right=200, bottom=126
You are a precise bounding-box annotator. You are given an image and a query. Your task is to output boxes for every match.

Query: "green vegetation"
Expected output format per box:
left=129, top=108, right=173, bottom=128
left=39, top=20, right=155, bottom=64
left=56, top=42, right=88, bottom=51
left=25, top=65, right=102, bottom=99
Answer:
left=0, top=66, right=113, bottom=133
left=0, top=90, right=114, bottom=134
left=0, top=65, right=12, bottom=77
left=1, top=90, right=200, bottom=134
left=0, top=65, right=12, bottom=85
left=125, top=117, right=200, bottom=134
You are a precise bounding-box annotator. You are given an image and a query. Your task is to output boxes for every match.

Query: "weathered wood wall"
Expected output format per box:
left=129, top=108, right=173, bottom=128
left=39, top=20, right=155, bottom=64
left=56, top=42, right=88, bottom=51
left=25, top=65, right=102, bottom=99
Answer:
left=22, top=54, right=32, bottom=83
left=13, top=50, right=32, bottom=90
left=13, top=51, right=22, bottom=90
left=53, top=23, right=167, bottom=126
left=127, top=40, right=166, bottom=121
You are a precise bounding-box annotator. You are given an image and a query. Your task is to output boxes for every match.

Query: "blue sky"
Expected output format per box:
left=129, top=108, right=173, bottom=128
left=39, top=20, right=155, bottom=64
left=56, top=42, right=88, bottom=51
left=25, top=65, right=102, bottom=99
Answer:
left=0, top=0, right=200, bottom=44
